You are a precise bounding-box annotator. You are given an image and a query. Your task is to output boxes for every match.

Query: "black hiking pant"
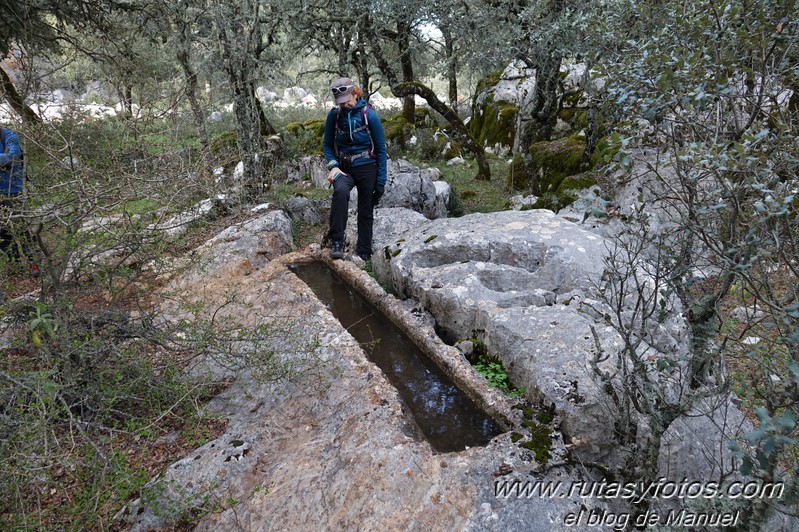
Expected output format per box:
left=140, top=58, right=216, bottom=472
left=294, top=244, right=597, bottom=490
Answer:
left=328, top=162, right=377, bottom=259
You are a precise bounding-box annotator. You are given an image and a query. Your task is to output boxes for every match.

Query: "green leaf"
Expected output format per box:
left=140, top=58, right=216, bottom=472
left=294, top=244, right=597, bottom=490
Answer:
left=740, top=456, right=753, bottom=476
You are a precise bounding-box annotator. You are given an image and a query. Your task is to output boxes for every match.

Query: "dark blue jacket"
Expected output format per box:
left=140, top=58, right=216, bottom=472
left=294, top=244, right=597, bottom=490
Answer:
left=0, top=128, right=24, bottom=196
left=323, top=98, right=387, bottom=187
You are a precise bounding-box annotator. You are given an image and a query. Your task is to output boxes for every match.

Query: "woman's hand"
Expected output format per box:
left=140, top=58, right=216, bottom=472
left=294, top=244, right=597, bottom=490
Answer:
left=327, top=168, right=346, bottom=186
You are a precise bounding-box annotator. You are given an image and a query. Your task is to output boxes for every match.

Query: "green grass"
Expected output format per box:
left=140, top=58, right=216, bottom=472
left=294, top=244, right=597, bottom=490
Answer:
left=407, top=156, right=515, bottom=215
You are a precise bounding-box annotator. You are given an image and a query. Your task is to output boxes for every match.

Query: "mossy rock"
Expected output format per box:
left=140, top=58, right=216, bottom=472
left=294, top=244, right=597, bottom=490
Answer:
left=210, top=130, right=238, bottom=154
left=383, top=116, right=413, bottom=147
left=520, top=423, right=552, bottom=465
left=469, top=94, right=518, bottom=148
left=558, top=108, right=588, bottom=131
left=506, top=155, right=532, bottom=191
left=561, top=89, right=584, bottom=108
left=513, top=402, right=554, bottom=465
left=414, top=107, right=433, bottom=126
left=474, top=69, right=504, bottom=96
left=434, top=134, right=463, bottom=160
left=443, top=141, right=463, bottom=160
left=281, top=119, right=326, bottom=157
left=531, top=193, right=559, bottom=212
left=589, top=132, right=623, bottom=169
left=527, top=135, right=586, bottom=194
left=556, top=172, right=597, bottom=204
left=285, top=118, right=326, bottom=138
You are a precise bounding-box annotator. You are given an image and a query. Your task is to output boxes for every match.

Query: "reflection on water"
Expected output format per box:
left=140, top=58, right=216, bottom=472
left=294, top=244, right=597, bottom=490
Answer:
left=292, top=263, right=501, bottom=452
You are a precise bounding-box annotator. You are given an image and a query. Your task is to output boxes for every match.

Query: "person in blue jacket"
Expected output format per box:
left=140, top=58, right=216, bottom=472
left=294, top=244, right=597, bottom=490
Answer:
left=323, top=77, right=387, bottom=261
left=0, top=126, right=34, bottom=271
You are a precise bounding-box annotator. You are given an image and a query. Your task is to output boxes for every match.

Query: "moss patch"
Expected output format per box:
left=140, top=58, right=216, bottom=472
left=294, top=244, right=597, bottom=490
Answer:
left=414, top=107, right=432, bottom=126
left=436, top=135, right=463, bottom=160
left=469, top=94, right=518, bottom=148
left=383, top=116, right=414, bottom=149
left=210, top=130, right=237, bottom=155
left=285, top=118, right=325, bottom=137
left=512, top=402, right=555, bottom=465
left=527, top=135, right=586, bottom=195
left=553, top=171, right=598, bottom=207
left=520, top=424, right=552, bottom=465
left=589, top=132, right=623, bottom=169
left=474, top=70, right=504, bottom=96
left=559, top=108, right=588, bottom=131
left=558, top=89, right=588, bottom=132
left=282, top=118, right=326, bottom=156
left=506, top=155, right=531, bottom=191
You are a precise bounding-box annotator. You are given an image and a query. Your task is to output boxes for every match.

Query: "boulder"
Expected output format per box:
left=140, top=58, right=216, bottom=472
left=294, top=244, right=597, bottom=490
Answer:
left=172, top=210, right=293, bottom=288
left=370, top=209, right=724, bottom=467
left=379, top=159, right=442, bottom=218
left=372, top=209, right=620, bottom=458
left=283, top=195, right=323, bottom=225
left=282, top=155, right=329, bottom=188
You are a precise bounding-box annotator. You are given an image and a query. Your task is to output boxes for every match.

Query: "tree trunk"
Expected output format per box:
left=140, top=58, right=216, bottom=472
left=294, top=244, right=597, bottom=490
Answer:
left=336, top=28, right=350, bottom=75
left=515, top=52, right=562, bottom=153
left=788, top=76, right=799, bottom=135
left=396, top=82, right=491, bottom=180
left=363, top=15, right=489, bottom=180
left=215, top=3, right=266, bottom=200
left=176, top=24, right=209, bottom=153
left=252, top=82, right=275, bottom=137
left=440, top=24, right=458, bottom=109
left=119, top=84, right=133, bottom=119
left=353, top=38, right=370, bottom=95
left=397, top=16, right=415, bottom=124
left=0, top=65, right=41, bottom=125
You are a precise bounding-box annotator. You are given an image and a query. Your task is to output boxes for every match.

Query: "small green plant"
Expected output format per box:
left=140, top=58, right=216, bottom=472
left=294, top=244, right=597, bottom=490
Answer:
left=473, top=359, right=524, bottom=397
left=28, top=302, right=59, bottom=348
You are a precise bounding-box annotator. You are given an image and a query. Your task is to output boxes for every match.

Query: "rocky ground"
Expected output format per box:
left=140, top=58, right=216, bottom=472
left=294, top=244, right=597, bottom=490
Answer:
left=123, top=229, right=602, bottom=530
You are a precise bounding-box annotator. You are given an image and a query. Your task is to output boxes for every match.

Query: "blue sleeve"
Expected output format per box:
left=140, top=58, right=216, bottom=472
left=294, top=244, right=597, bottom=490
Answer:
left=368, top=108, right=387, bottom=187
left=322, top=109, right=339, bottom=169
left=0, top=129, right=22, bottom=167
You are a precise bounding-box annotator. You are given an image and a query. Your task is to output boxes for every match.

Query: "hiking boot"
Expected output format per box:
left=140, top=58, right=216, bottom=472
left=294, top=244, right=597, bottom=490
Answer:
left=331, top=241, right=344, bottom=259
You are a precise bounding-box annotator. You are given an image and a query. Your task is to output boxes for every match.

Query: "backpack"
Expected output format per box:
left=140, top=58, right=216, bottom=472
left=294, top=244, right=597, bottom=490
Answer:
left=0, top=128, right=27, bottom=190
left=334, top=102, right=376, bottom=159
left=0, top=127, right=24, bottom=162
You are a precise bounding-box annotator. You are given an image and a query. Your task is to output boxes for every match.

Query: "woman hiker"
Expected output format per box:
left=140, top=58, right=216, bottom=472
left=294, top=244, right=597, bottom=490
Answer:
left=0, top=126, right=37, bottom=276
left=322, top=77, right=387, bottom=262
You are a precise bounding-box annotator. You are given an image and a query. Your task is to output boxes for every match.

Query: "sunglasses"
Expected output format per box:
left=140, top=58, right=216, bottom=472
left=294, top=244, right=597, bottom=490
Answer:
left=331, top=85, right=354, bottom=95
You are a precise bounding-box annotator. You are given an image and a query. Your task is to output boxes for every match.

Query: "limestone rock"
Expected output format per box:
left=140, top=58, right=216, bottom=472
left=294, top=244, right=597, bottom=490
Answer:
left=123, top=237, right=602, bottom=530
left=370, top=209, right=693, bottom=464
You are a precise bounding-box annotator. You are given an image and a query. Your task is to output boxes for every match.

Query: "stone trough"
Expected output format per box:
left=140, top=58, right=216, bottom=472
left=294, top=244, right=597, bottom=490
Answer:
left=124, top=222, right=598, bottom=530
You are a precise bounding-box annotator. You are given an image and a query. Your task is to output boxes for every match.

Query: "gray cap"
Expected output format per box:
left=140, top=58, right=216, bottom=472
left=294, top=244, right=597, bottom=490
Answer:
left=331, top=77, right=355, bottom=104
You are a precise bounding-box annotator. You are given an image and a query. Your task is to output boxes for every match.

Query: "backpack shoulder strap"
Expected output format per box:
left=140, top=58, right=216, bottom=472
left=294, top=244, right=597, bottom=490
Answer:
left=362, top=103, right=375, bottom=157
left=334, top=107, right=341, bottom=155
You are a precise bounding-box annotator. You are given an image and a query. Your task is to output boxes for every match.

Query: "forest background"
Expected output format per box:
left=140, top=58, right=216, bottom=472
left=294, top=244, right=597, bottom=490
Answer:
left=0, top=0, right=798, bottom=529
